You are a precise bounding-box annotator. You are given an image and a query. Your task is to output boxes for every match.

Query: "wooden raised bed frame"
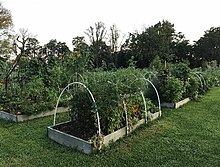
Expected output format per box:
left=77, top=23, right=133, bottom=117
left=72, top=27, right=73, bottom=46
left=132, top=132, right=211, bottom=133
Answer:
left=47, top=111, right=161, bottom=154
left=161, top=98, right=190, bottom=109
left=0, top=107, right=69, bottom=122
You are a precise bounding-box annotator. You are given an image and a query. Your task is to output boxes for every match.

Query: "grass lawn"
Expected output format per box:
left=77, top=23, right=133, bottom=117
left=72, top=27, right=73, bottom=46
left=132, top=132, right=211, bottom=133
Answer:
left=0, top=88, right=220, bottom=167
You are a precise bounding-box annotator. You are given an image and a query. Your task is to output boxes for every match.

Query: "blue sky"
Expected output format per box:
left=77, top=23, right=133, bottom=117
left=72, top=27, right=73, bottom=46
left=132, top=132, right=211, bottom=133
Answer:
left=2, top=0, right=220, bottom=48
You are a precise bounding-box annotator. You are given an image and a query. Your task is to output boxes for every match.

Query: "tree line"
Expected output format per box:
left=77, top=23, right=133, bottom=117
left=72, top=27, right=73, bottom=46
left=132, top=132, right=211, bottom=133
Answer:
left=1, top=2, right=220, bottom=71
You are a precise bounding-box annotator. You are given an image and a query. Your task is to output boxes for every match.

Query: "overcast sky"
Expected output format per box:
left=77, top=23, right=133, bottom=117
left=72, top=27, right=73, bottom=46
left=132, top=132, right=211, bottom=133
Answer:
left=2, top=0, right=220, bottom=48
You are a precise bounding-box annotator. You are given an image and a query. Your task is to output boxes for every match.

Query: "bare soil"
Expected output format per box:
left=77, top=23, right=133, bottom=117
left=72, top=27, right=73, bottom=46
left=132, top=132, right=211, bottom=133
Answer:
left=54, top=120, right=97, bottom=140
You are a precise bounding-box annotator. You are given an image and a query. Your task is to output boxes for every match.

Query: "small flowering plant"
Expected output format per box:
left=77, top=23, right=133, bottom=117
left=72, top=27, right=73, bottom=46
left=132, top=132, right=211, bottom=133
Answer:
left=128, top=94, right=143, bottom=120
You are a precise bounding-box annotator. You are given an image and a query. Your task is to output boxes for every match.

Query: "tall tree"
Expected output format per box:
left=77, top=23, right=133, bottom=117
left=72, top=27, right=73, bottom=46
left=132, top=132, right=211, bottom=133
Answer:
left=41, top=39, right=70, bottom=59
left=85, top=22, right=111, bottom=68
left=172, top=32, right=193, bottom=65
left=122, top=20, right=176, bottom=68
left=25, top=37, right=41, bottom=58
left=85, top=22, right=107, bottom=44
left=14, top=29, right=32, bottom=56
left=109, top=24, right=119, bottom=53
left=0, top=32, right=13, bottom=59
left=4, top=29, right=31, bottom=92
left=194, top=27, right=220, bottom=66
left=0, top=2, right=13, bottom=96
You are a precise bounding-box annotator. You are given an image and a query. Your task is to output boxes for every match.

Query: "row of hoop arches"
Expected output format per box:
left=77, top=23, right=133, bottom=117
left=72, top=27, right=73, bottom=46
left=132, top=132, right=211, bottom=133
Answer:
left=52, top=71, right=206, bottom=138
left=53, top=74, right=162, bottom=137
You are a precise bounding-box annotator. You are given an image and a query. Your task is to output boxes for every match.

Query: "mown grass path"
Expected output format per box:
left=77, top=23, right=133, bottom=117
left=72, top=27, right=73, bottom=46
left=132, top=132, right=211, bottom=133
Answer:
left=0, top=88, right=220, bottom=167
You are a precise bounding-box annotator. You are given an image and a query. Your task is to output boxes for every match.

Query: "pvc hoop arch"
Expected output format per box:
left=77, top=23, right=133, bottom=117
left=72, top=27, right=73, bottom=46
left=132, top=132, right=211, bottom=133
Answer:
left=131, top=76, right=161, bottom=117
left=108, top=79, right=148, bottom=131
left=194, top=72, right=206, bottom=87
left=192, top=72, right=204, bottom=90
left=141, top=78, right=162, bottom=116
left=53, top=82, right=101, bottom=136
left=67, top=73, right=85, bottom=92
left=75, top=72, right=85, bottom=83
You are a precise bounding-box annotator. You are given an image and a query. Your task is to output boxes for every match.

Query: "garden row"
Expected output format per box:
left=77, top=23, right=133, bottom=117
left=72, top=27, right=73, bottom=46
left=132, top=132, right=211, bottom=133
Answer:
left=48, top=64, right=220, bottom=153
left=1, top=59, right=220, bottom=153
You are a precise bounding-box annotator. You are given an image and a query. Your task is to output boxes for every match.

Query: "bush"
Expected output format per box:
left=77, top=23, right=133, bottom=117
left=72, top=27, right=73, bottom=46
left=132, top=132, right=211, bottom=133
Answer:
left=160, top=76, right=184, bottom=103
left=2, top=76, right=57, bottom=115
left=171, top=63, right=191, bottom=81
left=203, top=67, right=220, bottom=88
left=184, top=76, right=200, bottom=99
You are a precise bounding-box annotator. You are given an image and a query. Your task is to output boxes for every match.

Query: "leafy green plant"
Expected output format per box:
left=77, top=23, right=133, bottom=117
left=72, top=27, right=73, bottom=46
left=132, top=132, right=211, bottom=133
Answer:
left=24, top=78, right=56, bottom=114
left=171, top=62, right=191, bottom=81
left=65, top=68, right=152, bottom=135
left=145, top=98, right=158, bottom=113
left=160, top=76, right=184, bottom=103
left=125, top=94, right=144, bottom=127
left=184, top=75, right=199, bottom=99
left=203, top=67, right=220, bottom=88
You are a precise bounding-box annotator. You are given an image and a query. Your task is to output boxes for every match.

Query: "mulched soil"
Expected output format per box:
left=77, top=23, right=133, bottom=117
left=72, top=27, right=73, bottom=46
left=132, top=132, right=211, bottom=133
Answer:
left=54, top=120, right=97, bottom=141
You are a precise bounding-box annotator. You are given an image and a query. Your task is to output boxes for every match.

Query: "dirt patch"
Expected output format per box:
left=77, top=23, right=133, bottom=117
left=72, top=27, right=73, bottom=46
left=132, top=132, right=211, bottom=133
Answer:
left=54, top=120, right=97, bottom=141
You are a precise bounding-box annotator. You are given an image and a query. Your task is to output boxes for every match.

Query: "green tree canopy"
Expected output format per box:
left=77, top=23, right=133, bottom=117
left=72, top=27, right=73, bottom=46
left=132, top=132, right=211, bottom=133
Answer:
left=122, top=20, right=176, bottom=68
left=172, top=32, right=193, bottom=65
left=194, top=27, right=220, bottom=66
left=41, top=39, right=70, bottom=59
left=85, top=22, right=111, bottom=68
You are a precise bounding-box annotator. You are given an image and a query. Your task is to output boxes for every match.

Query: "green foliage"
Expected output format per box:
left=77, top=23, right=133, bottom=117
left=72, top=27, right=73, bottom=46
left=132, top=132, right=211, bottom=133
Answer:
left=123, top=20, right=176, bottom=68
left=3, top=76, right=57, bottom=115
left=1, top=88, right=220, bottom=166
left=149, top=55, right=163, bottom=72
left=66, top=68, right=157, bottom=135
left=69, top=87, right=96, bottom=129
left=184, top=76, right=199, bottom=99
left=194, top=27, right=220, bottom=65
left=154, top=63, right=203, bottom=102
left=203, top=67, right=220, bottom=88
left=160, top=76, right=184, bottom=103
left=124, top=94, right=144, bottom=127
left=87, top=68, right=145, bottom=134
left=171, top=63, right=191, bottom=81
left=172, top=32, right=193, bottom=65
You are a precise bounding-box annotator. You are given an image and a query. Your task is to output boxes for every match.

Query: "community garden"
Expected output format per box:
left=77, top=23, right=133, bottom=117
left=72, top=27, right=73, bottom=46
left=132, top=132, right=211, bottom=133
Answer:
left=1, top=48, right=220, bottom=153
left=1, top=2, right=220, bottom=164
left=0, top=82, right=220, bottom=166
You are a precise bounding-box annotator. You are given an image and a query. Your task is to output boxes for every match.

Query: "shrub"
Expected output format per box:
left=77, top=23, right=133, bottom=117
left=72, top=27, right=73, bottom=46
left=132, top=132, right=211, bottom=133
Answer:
left=160, top=76, right=184, bottom=103
left=171, top=63, right=191, bottom=81
left=184, top=76, right=200, bottom=99
left=203, top=68, right=220, bottom=88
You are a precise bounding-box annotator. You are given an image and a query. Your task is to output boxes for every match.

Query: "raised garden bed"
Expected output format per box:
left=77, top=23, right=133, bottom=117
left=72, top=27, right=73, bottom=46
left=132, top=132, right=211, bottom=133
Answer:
left=0, top=107, right=69, bottom=122
left=48, top=118, right=147, bottom=154
left=161, top=97, right=190, bottom=109
left=48, top=110, right=161, bottom=154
